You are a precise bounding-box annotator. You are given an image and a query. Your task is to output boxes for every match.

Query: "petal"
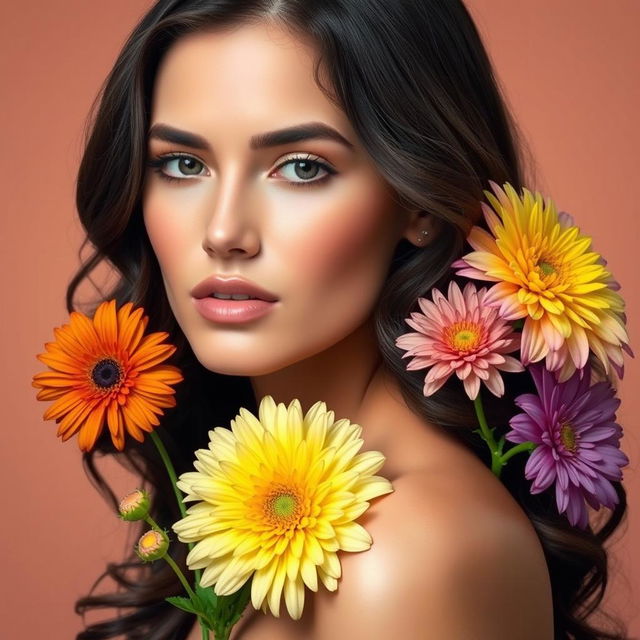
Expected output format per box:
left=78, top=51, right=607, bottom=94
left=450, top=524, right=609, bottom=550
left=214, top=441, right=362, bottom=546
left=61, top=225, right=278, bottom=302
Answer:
left=284, top=574, right=305, bottom=620
left=462, top=374, right=481, bottom=400
left=483, top=368, right=505, bottom=397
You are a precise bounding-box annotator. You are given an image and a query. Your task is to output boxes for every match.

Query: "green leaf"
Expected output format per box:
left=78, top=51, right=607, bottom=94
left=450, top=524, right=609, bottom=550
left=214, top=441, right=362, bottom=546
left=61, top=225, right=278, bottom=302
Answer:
left=195, top=584, right=221, bottom=621
left=227, top=580, right=253, bottom=626
left=166, top=593, right=217, bottom=631
left=165, top=596, right=198, bottom=615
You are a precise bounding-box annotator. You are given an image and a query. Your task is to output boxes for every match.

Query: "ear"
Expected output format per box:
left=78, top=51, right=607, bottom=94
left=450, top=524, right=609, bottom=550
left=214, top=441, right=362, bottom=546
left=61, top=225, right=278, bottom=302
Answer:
left=401, top=210, right=439, bottom=248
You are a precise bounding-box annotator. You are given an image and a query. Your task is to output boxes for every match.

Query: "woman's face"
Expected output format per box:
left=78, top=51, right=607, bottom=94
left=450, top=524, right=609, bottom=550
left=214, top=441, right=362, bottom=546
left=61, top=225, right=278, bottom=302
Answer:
left=143, top=22, right=414, bottom=376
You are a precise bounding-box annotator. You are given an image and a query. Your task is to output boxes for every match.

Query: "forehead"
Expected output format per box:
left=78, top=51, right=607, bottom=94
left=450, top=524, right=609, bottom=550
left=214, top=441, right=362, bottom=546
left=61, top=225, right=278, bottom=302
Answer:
left=150, top=21, right=352, bottom=139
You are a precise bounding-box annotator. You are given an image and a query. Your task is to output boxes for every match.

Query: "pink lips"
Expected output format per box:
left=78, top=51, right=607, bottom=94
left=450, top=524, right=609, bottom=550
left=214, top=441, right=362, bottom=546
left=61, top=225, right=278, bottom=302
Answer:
left=191, top=275, right=278, bottom=301
left=191, top=275, right=279, bottom=324
left=193, top=297, right=276, bottom=323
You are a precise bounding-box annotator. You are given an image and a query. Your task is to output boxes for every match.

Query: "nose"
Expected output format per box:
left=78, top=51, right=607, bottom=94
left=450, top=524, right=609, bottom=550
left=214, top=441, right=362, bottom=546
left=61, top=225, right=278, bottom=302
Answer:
left=201, top=170, right=261, bottom=259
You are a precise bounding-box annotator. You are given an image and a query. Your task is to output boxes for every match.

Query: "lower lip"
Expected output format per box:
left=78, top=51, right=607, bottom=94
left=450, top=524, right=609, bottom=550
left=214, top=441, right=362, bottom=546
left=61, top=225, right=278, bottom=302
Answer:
left=192, top=297, right=277, bottom=323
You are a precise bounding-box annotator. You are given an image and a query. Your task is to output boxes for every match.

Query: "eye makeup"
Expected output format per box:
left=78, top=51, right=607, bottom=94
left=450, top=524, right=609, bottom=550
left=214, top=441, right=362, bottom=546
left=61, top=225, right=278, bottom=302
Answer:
left=146, top=152, right=338, bottom=188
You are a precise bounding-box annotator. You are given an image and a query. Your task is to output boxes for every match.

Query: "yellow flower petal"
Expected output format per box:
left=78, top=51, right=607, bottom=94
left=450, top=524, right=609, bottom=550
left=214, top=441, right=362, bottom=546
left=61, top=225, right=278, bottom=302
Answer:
left=453, top=182, right=631, bottom=378
left=172, top=395, right=394, bottom=620
left=284, top=574, right=305, bottom=619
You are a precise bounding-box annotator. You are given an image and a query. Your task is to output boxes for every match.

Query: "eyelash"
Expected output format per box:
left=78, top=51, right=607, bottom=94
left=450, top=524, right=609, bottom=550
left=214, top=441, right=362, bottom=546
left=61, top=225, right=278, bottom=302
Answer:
left=146, top=152, right=337, bottom=188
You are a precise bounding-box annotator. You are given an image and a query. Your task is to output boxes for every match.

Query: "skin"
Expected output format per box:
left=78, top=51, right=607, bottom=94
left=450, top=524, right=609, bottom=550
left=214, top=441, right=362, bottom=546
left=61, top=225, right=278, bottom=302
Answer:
left=143, top=20, right=554, bottom=640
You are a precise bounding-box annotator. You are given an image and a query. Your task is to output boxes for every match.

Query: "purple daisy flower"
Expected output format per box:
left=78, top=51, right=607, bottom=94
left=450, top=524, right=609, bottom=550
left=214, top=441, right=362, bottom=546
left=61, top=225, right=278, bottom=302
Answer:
left=505, top=361, right=629, bottom=529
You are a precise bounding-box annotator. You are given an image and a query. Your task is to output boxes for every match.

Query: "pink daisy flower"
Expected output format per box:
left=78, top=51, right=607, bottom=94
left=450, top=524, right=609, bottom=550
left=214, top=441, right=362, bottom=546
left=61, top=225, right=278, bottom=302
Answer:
left=395, top=281, right=524, bottom=400
left=505, top=362, right=629, bottom=529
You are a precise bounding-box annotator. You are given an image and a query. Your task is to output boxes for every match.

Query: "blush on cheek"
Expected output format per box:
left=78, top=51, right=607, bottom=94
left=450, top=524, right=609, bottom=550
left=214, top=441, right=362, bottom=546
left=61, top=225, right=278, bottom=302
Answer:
left=143, top=197, right=184, bottom=267
left=142, top=206, right=190, bottom=312
left=296, top=200, right=396, bottom=330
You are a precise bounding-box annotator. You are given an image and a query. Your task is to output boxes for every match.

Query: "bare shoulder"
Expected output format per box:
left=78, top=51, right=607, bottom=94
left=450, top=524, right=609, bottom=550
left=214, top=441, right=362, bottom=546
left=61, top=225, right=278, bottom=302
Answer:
left=313, top=468, right=554, bottom=640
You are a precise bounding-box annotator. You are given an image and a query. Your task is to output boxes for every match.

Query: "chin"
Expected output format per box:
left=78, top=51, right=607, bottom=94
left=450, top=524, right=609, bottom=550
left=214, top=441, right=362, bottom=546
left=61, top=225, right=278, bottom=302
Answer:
left=190, top=347, right=297, bottom=377
left=182, top=315, right=366, bottom=378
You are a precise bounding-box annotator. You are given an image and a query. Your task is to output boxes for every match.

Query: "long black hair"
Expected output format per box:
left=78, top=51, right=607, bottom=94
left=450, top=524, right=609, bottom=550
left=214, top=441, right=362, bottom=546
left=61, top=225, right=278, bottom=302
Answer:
left=70, top=1, right=629, bottom=638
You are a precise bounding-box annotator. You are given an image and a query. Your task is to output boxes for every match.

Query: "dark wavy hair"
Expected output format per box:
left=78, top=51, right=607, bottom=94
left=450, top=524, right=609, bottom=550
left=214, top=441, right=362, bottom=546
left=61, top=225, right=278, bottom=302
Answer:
left=69, top=1, right=630, bottom=638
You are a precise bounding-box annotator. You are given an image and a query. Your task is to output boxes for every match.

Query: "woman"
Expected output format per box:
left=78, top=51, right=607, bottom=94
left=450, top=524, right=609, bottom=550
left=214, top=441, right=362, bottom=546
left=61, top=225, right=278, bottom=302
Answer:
left=71, top=1, right=628, bottom=638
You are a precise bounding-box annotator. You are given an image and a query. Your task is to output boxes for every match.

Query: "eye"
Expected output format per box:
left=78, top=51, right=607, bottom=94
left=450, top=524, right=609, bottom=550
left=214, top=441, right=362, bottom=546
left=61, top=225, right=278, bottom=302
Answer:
left=146, top=152, right=337, bottom=187
left=147, top=153, right=208, bottom=182
left=272, top=154, right=337, bottom=188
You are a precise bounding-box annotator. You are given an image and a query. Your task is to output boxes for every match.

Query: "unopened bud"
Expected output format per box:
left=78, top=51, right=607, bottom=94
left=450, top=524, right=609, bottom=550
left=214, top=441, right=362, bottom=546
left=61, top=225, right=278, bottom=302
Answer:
left=119, top=489, right=151, bottom=521
left=135, top=528, right=169, bottom=562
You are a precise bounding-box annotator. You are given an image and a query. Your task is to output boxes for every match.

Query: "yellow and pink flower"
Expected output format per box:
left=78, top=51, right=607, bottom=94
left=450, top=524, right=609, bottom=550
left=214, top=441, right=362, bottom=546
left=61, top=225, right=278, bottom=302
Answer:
left=452, top=181, right=631, bottom=382
left=395, top=281, right=524, bottom=400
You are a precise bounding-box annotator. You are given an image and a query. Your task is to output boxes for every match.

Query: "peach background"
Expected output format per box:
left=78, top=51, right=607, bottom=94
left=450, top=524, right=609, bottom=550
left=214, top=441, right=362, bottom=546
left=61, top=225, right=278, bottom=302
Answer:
left=1, top=1, right=638, bottom=638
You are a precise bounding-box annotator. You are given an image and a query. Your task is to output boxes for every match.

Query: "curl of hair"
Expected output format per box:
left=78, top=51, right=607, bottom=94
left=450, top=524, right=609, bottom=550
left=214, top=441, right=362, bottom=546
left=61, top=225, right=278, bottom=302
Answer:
left=69, top=1, right=629, bottom=638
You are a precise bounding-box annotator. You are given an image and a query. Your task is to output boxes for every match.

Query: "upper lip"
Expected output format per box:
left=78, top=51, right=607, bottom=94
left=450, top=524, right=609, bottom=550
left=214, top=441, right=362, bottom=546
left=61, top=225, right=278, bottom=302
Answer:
left=191, top=276, right=279, bottom=302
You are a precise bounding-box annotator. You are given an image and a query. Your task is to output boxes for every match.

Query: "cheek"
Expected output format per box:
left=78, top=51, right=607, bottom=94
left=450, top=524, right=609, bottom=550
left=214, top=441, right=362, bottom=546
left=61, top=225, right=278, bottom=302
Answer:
left=141, top=188, right=202, bottom=320
left=284, top=181, right=400, bottom=323
left=142, top=189, right=192, bottom=287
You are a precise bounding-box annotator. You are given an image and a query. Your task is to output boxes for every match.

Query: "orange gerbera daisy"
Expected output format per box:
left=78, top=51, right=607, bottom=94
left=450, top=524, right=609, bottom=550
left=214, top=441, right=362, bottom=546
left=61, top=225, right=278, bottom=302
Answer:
left=32, top=300, right=183, bottom=451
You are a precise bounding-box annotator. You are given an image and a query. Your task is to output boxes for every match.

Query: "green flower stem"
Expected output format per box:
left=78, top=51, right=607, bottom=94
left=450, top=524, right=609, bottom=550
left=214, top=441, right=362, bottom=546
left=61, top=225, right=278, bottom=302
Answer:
left=142, top=517, right=195, bottom=600
left=164, top=552, right=199, bottom=602
left=500, top=440, right=536, bottom=464
left=144, top=514, right=210, bottom=640
left=142, top=514, right=191, bottom=600
left=144, top=514, right=163, bottom=532
left=149, top=430, right=188, bottom=518
left=473, top=393, right=537, bottom=477
left=215, top=625, right=231, bottom=640
left=148, top=431, right=202, bottom=584
left=473, top=394, right=503, bottom=476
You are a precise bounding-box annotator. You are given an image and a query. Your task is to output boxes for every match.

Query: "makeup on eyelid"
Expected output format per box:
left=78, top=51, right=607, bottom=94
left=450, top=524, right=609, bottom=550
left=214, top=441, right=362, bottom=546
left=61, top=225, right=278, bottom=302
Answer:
left=146, top=152, right=337, bottom=187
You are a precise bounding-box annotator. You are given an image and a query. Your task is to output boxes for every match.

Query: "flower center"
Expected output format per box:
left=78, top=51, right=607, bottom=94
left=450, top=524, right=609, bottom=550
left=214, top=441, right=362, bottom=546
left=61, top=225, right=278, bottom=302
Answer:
left=444, top=322, right=482, bottom=352
left=264, top=484, right=303, bottom=527
left=139, top=530, right=163, bottom=552
left=91, top=358, right=123, bottom=390
left=560, top=422, right=578, bottom=453
left=538, top=260, right=556, bottom=276
left=273, top=495, right=296, bottom=517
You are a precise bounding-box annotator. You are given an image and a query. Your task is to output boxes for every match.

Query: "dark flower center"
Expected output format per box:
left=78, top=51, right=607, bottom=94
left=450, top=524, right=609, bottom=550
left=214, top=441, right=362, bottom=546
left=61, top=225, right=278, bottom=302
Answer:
left=560, top=422, right=578, bottom=453
left=91, top=358, right=123, bottom=389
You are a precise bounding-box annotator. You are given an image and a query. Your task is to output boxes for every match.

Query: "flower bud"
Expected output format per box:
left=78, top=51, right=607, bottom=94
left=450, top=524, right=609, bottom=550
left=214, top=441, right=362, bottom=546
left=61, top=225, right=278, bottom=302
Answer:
left=135, top=528, right=169, bottom=562
left=119, top=489, right=151, bottom=521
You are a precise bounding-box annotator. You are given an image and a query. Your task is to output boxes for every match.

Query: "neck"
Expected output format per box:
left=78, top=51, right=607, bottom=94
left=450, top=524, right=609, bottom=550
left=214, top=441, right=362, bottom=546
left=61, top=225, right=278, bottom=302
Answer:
left=249, top=317, right=383, bottom=423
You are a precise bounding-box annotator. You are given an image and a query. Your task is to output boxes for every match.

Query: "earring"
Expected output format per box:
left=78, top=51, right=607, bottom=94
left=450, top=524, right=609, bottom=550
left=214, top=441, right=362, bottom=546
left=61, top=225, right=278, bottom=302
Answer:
left=417, top=230, right=429, bottom=244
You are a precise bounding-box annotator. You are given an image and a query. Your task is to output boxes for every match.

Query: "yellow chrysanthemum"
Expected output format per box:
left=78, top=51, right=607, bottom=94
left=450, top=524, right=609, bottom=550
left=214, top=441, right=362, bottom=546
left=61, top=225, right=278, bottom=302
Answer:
left=452, top=181, right=631, bottom=381
left=172, top=396, right=394, bottom=620
left=32, top=300, right=183, bottom=451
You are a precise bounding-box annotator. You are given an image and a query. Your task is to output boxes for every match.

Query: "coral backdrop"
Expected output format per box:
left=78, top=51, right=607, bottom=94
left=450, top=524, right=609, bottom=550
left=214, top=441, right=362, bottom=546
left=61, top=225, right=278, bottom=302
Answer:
left=1, top=1, right=637, bottom=638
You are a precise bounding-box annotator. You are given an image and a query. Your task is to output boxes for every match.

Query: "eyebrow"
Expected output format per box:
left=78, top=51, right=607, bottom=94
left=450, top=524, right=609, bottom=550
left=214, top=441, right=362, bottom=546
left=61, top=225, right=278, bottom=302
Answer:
left=147, top=121, right=355, bottom=151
